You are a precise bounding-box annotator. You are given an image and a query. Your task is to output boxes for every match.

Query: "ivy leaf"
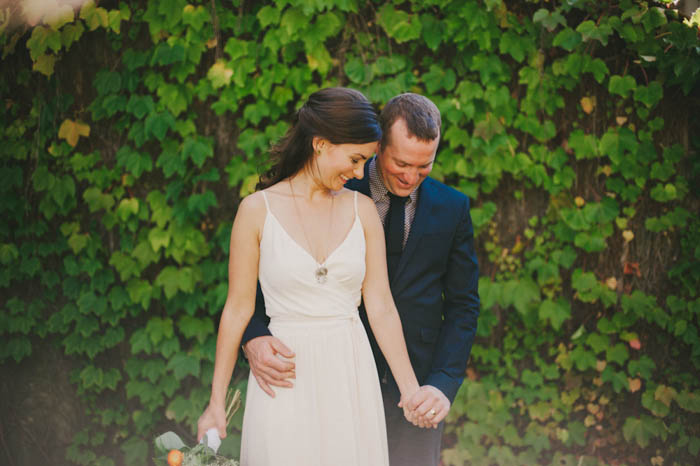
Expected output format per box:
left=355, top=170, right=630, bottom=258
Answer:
left=421, top=13, right=443, bottom=51
left=606, top=343, right=629, bottom=366
left=499, top=30, right=526, bottom=63
left=94, top=70, right=122, bottom=95
left=634, top=81, right=663, bottom=108
left=145, top=111, right=175, bottom=141
left=33, top=54, right=57, bottom=77
left=552, top=28, right=582, bottom=51
left=146, top=317, right=174, bottom=345
left=116, top=198, right=139, bottom=221
left=538, top=298, right=571, bottom=330
left=121, top=437, right=149, bottom=466
left=512, top=278, right=540, bottom=314
left=608, top=75, right=636, bottom=98
left=126, top=279, right=153, bottom=310
left=155, top=266, right=180, bottom=299
left=533, top=8, right=565, bottom=32
left=622, top=416, right=665, bottom=447
left=585, top=332, right=609, bottom=354
left=377, top=4, right=421, bottom=43
left=109, top=251, right=139, bottom=281
left=182, top=137, right=213, bottom=168
left=257, top=5, right=281, bottom=28
left=166, top=352, right=200, bottom=380
left=344, top=56, right=370, bottom=84
left=676, top=390, right=700, bottom=413
left=207, top=60, right=234, bottom=89
left=178, top=315, right=214, bottom=344
left=58, top=119, right=90, bottom=147
left=126, top=95, right=155, bottom=119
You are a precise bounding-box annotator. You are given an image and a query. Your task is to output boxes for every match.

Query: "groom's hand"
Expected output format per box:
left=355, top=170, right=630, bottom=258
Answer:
left=244, top=336, right=296, bottom=397
left=406, top=385, right=450, bottom=428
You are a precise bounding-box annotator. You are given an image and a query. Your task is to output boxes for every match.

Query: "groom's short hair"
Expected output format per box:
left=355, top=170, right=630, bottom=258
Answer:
left=380, top=93, right=441, bottom=151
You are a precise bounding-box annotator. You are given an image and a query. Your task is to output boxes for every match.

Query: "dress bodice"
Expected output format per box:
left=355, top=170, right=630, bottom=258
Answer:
left=258, top=191, right=366, bottom=321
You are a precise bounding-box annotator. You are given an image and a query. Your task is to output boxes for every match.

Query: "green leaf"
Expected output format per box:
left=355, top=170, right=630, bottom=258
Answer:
left=116, top=198, right=139, bottom=221
left=553, top=28, right=582, bottom=51
left=145, top=317, right=174, bottom=345
left=586, top=332, right=609, bottom=354
left=144, top=112, right=175, bottom=141
left=606, top=343, right=629, bottom=366
left=511, top=278, right=541, bottom=314
left=126, top=95, right=154, bottom=119
left=608, top=75, right=636, bottom=98
left=121, top=437, right=148, bottom=466
left=377, top=4, right=421, bottom=43
left=257, top=5, right=281, bottom=27
left=533, top=9, right=565, bottom=32
left=499, top=30, right=526, bottom=63
left=166, top=352, right=200, bottom=380
left=634, top=81, right=663, bottom=108
left=94, top=70, right=122, bottom=95
left=421, top=13, right=442, bottom=51
left=538, top=298, right=571, bottom=330
left=676, top=390, right=700, bottom=413
left=622, top=415, right=665, bottom=448
left=182, top=137, right=213, bottom=168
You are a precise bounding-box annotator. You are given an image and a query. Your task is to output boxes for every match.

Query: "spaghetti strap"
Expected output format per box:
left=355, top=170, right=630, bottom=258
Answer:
left=353, top=190, right=358, bottom=217
left=261, top=191, right=271, bottom=212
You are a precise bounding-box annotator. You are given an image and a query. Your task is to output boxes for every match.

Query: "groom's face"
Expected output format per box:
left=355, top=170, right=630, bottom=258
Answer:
left=377, top=118, right=439, bottom=197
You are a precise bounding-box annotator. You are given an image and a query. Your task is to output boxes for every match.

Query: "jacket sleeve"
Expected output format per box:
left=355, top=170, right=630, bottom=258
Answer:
left=424, top=195, right=480, bottom=403
left=241, top=282, right=272, bottom=345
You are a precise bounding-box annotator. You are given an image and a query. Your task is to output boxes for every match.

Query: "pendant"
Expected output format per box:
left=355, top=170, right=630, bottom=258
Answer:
left=315, top=266, right=328, bottom=284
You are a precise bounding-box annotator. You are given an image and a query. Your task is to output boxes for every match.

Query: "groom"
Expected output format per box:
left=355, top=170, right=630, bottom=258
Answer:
left=242, top=93, right=480, bottom=465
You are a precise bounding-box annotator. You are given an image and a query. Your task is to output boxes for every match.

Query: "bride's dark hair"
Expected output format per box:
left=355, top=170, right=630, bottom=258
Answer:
left=257, top=87, right=381, bottom=190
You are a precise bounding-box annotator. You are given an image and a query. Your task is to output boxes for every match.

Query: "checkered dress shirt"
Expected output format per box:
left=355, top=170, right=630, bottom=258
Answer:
left=368, top=157, right=419, bottom=248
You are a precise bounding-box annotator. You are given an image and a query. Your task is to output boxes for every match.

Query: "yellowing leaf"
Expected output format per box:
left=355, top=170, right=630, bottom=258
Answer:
left=580, top=96, right=595, bottom=114
left=207, top=61, right=233, bottom=89
left=654, top=385, right=677, bottom=407
left=623, top=230, right=634, bottom=242
left=629, top=378, right=642, bottom=393
left=58, top=119, right=90, bottom=147
left=574, top=196, right=585, bottom=207
left=616, top=116, right=628, bottom=126
left=33, top=53, right=56, bottom=76
left=605, top=277, right=618, bottom=290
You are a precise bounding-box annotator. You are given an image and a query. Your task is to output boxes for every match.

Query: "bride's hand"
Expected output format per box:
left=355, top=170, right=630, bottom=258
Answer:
left=197, top=402, right=227, bottom=441
left=397, top=385, right=421, bottom=427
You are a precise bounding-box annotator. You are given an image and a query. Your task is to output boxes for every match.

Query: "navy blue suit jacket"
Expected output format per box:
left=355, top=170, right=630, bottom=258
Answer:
left=242, top=160, right=480, bottom=403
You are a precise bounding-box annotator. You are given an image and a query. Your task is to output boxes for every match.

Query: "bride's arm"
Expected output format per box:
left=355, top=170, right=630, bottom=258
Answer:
left=197, top=193, right=263, bottom=440
left=357, top=195, right=420, bottom=402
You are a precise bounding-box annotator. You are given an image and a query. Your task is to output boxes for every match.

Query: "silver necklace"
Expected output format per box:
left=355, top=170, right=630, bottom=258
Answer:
left=289, top=179, right=334, bottom=284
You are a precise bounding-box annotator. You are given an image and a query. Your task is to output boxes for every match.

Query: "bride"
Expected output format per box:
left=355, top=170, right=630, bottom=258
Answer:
left=197, top=87, right=421, bottom=465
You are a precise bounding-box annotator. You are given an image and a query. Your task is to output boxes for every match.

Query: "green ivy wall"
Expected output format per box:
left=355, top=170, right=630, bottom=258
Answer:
left=1, top=0, right=698, bottom=465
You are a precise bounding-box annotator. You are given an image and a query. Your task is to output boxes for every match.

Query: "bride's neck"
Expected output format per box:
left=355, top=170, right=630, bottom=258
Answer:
left=289, top=168, right=331, bottom=201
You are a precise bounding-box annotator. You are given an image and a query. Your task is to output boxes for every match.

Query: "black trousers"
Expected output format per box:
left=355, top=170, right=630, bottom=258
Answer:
left=382, top=380, right=445, bottom=466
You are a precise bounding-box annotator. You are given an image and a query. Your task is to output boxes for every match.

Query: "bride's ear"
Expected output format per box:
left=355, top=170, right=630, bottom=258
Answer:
left=311, top=136, right=329, bottom=154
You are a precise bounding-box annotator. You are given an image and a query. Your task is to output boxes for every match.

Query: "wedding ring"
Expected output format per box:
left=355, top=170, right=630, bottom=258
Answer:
left=429, top=409, right=436, bottom=417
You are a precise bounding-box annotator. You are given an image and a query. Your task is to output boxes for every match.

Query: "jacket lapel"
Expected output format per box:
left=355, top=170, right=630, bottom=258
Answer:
left=392, top=178, right=437, bottom=284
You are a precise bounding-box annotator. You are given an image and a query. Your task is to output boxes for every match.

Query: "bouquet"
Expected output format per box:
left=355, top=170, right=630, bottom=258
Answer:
left=154, top=388, right=242, bottom=466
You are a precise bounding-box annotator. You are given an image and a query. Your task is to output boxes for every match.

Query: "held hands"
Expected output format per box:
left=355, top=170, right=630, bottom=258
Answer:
left=398, top=385, right=450, bottom=429
left=244, top=335, right=296, bottom=397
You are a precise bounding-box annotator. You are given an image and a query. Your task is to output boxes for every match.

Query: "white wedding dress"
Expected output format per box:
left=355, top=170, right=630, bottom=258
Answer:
left=240, top=191, right=389, bottom=466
